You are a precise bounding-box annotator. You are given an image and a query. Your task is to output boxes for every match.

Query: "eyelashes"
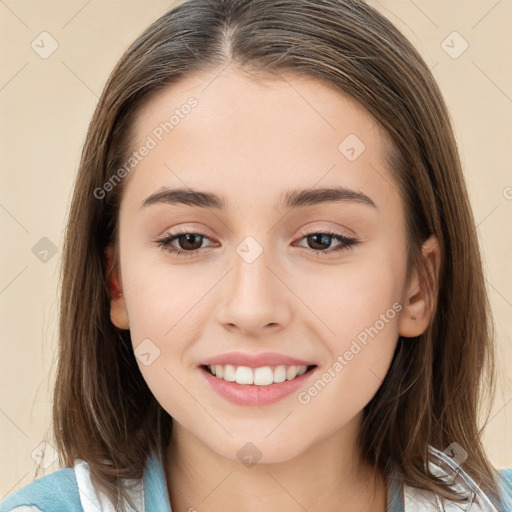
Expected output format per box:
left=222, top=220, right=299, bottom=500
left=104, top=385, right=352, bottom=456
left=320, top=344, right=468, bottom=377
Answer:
left=153, top=227, right=359, bottom=258
left=155, top=230, right=217, bottom=257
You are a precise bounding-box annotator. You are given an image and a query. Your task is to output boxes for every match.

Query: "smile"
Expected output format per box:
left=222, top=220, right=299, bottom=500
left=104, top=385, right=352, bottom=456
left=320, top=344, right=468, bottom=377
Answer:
left=199, top=364, right=318, bottom=406
left=205, top=364, right=314, bottom=385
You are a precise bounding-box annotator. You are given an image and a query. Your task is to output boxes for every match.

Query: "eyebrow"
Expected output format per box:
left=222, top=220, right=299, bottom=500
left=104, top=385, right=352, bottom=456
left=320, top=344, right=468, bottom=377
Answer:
left=139, top=186, right=377, bottom=211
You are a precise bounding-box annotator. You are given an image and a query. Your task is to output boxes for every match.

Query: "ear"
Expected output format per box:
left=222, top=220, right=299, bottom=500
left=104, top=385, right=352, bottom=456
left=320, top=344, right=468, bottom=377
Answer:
left=105, top=245, right=130, bottom=330
left=399, top=235, right=440, bottom=338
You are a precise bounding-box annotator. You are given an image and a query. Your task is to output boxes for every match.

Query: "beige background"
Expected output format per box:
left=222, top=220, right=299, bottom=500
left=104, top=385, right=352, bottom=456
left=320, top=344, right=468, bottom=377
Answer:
left=1, top=0, right=511, bottom=499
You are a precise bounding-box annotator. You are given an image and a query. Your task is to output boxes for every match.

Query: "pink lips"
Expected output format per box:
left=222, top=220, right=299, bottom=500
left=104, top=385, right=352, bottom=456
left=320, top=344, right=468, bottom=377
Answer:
left=199, top=365, right=317, bottom=406
left=198, top=351, right=318, bottom=406
left=199, top=351, right=315, bottom=368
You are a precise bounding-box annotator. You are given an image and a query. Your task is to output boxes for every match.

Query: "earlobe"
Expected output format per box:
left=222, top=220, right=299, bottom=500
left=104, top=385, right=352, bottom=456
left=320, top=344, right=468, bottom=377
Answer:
left=104, top=245, right=130, bottom=330
left=399, top=235, right=440, bottom=338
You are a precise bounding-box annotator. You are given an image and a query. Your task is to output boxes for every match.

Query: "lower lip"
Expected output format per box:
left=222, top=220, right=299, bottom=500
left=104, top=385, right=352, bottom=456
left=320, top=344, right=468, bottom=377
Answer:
left=199, top=365, right=318, bottom=406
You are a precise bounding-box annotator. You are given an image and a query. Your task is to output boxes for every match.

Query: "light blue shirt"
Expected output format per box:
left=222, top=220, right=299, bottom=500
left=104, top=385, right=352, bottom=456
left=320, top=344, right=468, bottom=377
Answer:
left=1, top=446, right=511, bottom=511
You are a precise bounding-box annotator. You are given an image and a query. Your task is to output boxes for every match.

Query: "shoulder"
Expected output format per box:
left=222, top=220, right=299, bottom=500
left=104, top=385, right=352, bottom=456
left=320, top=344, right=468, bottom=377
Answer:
left=402, top=447, right=512, bottom=511
left=1, top=456, right=151, bottom=512
left=498, top=467, right=512, bottom=509
left=499, top=467, right=512, bottom=484
left=0, top=467, right=82, bottom=512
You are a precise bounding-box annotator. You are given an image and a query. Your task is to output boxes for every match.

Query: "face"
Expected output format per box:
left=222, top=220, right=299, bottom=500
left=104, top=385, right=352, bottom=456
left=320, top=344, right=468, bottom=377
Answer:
left=107, top=67, right=437, bottom=464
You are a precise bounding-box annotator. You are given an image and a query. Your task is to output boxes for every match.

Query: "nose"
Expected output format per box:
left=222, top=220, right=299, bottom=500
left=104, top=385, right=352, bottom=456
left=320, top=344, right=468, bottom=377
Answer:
left=215, top=238, right=292, bottom=337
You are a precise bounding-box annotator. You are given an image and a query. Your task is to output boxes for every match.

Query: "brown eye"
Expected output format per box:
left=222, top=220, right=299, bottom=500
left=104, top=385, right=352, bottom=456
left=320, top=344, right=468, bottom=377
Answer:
left=155, top=230, right=216, bottom=257
left=296, top=231, right=358, bottom=254
left=306, top=233, right=333, bottom=251
left=174, top=233, right=205, bottom=251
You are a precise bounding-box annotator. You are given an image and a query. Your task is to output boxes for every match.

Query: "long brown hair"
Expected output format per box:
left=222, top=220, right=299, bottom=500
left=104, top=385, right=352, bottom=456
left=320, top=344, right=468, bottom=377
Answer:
left=47, top=0, right=501, bottom=509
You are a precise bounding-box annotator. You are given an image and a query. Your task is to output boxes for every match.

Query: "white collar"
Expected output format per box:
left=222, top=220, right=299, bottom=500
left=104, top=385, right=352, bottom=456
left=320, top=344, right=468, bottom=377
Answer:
left=74, top=459, right=144, bottom=512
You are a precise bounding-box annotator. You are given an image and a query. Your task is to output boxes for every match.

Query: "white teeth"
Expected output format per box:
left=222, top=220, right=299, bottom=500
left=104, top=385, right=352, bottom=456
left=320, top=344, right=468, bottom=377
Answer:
left=206, top=364, right=311, bottom=385
left=235, top=366, right=254, bottom=385
left=253, top=366, right=274, bottom=385
left=223, top=364, right=236, bottom=382
left=286, top=366, right=298, bottom=380
left=273, top=365, right=287, bottom=383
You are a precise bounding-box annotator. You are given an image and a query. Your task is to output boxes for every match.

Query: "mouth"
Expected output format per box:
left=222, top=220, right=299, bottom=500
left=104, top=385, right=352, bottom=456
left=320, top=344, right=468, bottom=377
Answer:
left=200, top=363, right=317, bottom=385
left=199, top=363, right=318, bottom=406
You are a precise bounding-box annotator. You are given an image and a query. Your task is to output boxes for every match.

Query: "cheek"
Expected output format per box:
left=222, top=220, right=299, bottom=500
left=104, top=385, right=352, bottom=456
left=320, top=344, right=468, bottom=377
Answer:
left=303, top=251, right=405, bottom=341
left=294, top=285, right=402, bottom=426
left=122, top=257, right=207, bottom=339
left=120, top=258, right=216, bottom=398
left=297, top=247, right=405, bottom=392
left=121, top=265, right=203, bottom=417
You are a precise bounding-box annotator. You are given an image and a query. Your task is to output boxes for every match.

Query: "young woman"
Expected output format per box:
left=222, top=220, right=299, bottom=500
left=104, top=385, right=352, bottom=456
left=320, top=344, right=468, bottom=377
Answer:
left=2, top=0, right=511, bottom=511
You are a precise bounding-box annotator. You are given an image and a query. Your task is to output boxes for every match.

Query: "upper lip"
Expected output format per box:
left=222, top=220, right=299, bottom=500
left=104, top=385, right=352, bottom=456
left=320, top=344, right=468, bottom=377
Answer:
left=199, top=351, right=316, bottom=368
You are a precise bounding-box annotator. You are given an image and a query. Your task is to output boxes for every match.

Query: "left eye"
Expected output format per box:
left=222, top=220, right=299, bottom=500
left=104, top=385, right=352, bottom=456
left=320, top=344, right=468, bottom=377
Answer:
left=295, top=232, right=358, bottom=254
left=157, top=232, right=213, bottom=256
left=154, top=229, right=358, bottom=257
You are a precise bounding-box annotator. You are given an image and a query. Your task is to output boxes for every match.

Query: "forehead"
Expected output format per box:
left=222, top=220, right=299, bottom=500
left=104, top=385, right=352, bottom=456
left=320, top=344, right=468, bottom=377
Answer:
left=122, top=67, right=396, bottom=211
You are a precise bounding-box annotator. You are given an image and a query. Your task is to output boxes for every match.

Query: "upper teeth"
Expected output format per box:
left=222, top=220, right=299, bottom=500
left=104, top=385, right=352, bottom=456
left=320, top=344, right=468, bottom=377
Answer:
left=207, top=364, right=309, bottom=386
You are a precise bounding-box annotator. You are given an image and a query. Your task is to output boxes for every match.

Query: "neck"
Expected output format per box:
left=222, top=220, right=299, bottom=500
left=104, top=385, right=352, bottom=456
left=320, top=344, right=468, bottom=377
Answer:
left=164, top=415, right=387, bottom=512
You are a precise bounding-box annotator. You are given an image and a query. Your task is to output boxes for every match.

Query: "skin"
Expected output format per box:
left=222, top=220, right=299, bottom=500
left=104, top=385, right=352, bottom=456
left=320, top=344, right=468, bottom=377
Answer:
left=106, top=67, right=440, bottom=512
